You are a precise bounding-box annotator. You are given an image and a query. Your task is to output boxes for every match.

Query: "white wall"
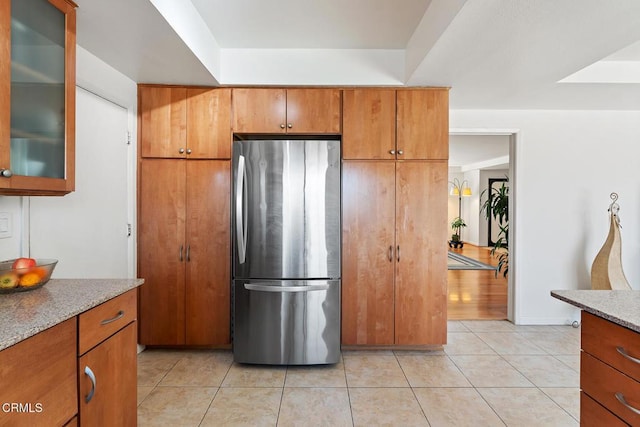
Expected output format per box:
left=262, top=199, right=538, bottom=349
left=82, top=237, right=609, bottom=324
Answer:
left=451, top=109, right=640, bottom=325
left=0, top=47, right=137, bottom=273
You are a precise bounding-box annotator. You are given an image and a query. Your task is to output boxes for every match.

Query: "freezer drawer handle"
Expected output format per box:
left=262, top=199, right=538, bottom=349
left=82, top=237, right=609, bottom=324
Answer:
left=244, top=283, right=330, bottom=292
left=236, top=155, right=248, bottom=263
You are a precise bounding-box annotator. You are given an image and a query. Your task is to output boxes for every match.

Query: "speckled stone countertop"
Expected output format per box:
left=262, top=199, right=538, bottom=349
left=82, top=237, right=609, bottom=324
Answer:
left=0, top=278, right=143, bottom=351
left=551, top=290, right=640, bottom=333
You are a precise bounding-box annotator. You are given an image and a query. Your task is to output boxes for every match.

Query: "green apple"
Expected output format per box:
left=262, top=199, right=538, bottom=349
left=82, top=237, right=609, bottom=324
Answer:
left=0, top=272, right=19, bottom=289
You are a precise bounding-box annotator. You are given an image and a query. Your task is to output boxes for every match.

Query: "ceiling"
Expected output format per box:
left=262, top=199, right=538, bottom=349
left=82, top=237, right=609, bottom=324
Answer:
left=74, top=0, right=640, bottom=110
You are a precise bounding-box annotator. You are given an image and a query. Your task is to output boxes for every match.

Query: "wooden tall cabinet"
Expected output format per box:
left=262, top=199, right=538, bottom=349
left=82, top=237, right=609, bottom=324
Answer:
left=138, top=159, right=230, bottom=346
left=232, top=88, right=341, bottom=134
left=0, top=0, right=77, bottom=195
left=342, top=160, right=447, bottom=346
left=342, top=87, right=449, bottom=347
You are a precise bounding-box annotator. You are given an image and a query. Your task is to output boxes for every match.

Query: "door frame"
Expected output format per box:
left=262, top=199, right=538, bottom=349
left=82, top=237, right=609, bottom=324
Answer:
left=449, top=128, right=518, bottom=323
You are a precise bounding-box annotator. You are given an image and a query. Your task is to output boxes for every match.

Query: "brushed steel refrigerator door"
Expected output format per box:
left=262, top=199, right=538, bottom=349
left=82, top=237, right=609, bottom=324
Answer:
left=233, top=139, right=341, bottom=280
left=233, top=279, right=341, bottom=365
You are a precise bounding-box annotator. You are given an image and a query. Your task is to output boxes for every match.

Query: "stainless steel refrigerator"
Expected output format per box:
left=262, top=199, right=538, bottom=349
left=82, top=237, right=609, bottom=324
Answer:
left=232, top=138, right=341, bottom=365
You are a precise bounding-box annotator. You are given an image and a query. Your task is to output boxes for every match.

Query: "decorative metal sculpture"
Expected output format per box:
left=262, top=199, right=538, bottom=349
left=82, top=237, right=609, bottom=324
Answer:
left=591, top=193, right=632, bottom=290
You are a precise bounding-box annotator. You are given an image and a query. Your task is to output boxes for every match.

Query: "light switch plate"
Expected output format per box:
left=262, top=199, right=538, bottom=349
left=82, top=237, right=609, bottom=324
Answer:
left=0, top=212, right=12, bottom=239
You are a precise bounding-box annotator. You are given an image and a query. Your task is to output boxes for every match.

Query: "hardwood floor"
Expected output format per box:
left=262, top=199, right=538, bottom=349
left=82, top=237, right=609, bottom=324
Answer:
left=447, top=243, right=508, bottom=320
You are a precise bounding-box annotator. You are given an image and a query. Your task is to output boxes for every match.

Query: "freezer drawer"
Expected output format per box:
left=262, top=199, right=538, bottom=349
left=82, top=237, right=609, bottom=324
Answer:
left=233, top=279, right=340, bottom=365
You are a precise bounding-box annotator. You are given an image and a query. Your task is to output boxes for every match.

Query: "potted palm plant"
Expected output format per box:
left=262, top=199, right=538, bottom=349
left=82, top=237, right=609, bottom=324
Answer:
left=480, top=180, right=509, bottom=277
left=449, top=217, right=467, bottom=248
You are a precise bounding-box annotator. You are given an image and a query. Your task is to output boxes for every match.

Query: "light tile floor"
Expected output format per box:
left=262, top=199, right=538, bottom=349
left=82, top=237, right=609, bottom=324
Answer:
left=137, top=320, right=581, bottom=426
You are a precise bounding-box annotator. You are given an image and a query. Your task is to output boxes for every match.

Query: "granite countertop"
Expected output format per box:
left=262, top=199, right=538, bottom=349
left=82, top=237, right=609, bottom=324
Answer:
left=0, top=278, right=143, bottom=351
left=551, top=289, right=640, bottom=333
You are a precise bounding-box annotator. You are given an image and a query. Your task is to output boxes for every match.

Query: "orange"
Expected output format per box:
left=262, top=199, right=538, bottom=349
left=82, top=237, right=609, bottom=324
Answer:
left=19, top=272, right=42, bottom=287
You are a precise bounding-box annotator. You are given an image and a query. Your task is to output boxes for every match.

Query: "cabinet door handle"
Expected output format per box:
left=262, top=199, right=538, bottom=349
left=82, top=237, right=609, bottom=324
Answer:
left=287, top=123, right=293, bottom=129
left=179, top=148, right=185, bottom=154
left=397, top=150, right=404, bottom=155
left=616, top=346, right=640, bottom=364
left=84, top=366, right=96, bottom=403
left=388, top=246, right=393, bottom=262
left=100, top=310, right=124, bottom=325
left=0, top=168, right=12, bottom=178
left=186, top=148, right=192, bottom=154
left=397, top=245, right=401, bottom=262
left=389, top=150, right=396, bottom=155
left=280, top=124, right=286, bottom=129
left=615, top=392, right=640, bottom=415
left=186, top=245, right=191, bottom=262
left=179, top=245, right=184, bottom=262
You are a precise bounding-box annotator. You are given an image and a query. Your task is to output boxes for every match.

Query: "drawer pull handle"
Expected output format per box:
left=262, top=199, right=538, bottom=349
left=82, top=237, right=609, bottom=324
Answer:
left=100, top=310, right=124, bottom=325
left=615, top=392, right=640, bottom=416
left=84, top=366, right=96, bottom=403
left=616, top=346, right=640, bottom=364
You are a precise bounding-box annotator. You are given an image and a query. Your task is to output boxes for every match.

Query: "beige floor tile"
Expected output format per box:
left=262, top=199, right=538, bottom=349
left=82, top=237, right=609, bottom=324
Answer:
left=540, top=388, right=580, bottom=422
left=221, top=363, right=286, bottom=387
left=160, top=350, right=233, bottom=387
left=200, top=387, right=282, bottom=426
left=278, top=387, right=352, bottom=427
left=461, top=320, right=517, bottom=332
left=137, top=386, right=154, bottom=406
left=137, top=349, right=185, bottom=387
left=396, top=354, right=471, bottom=387
left=478, top=388, right=578, bottom=426
left=137, top=386, right=217, bottom=427
left=343, top=353, right=409, bottom=387
left=554, top=355, right=580, bottom=372
left=448, top=320, right=470, bottom=332
left=519, top=332, right=580, bottom=355
left=414, top=388, right=505, bottom=426
left=285, top=358, right=347, bottom=387
left=503, top=355, right=579, bottom=387
left=512, top=325, right=560, bottom=333
left=449, top=355, right=534, bottom=387
left=349, top=388, right=428, bottom=426
left=444, top=332, right=497, bottom=355
left=476, top=332, right=547, bottom=355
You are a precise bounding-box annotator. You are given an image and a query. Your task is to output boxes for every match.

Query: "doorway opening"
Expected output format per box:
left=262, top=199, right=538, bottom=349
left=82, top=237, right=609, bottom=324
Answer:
left=447, top=130, right=517, bottom=322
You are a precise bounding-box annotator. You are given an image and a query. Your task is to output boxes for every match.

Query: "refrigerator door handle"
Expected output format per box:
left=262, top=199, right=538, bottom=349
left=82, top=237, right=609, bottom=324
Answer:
left=236, top=155, right=248, bottom=264
left=244, top=283, right=330, bottom=293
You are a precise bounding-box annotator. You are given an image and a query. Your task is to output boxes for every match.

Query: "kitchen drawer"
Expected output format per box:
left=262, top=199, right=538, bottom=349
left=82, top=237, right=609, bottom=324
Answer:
left=582, top=351, right=640, bottom=425
left=581, top=392, right=628, bottom=426
left=78, top=289, right=136, bottom=355
left=582, top=311, right=640, bottom=383
left=0, top=318, right=77, bottom=427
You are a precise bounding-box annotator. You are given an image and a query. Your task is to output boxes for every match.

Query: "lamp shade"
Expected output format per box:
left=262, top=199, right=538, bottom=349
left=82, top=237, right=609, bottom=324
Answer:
left=462, top=187, right=472, bottom=197
left=450, top=187, right=460, bottom=196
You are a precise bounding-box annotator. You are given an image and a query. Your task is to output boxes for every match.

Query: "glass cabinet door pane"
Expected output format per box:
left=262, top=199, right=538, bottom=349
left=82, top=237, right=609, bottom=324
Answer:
left=10, top=0, right=66, bottom=179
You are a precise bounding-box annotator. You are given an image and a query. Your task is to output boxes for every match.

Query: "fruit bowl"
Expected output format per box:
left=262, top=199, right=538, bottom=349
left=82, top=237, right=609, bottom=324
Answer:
left=0, top=259, right=58, bottom=293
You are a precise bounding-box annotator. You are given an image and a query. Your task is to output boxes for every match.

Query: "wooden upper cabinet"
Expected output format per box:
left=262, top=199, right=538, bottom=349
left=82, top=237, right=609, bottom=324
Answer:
left=139, top=86, right=231, bottom=159
left=232, top=88, right=341, bottom=134
left=186, top=88, right=232, bottom=159
left=0, top=0, right=77, bottom=195
left=397, top=89, right=449, bottom=160
left=286, top=89, right=341, bottom=134
left=394, top=161, right=448, bottom=345
left=342, top=89, right=396, bottom=160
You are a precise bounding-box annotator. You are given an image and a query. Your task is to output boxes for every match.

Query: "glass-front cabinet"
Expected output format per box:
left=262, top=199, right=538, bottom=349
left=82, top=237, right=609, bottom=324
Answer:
left=0, top=0, right=77, bottom=195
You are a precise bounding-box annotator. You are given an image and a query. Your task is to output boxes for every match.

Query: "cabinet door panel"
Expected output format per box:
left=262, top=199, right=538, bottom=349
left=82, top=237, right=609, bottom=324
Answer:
left=79, top=323, right=137, bottom=427
left=342, top=161, right=396, bottom=345
left=140, top=86, right=187, bottom=158
left=185, top=160, right=231, bottom=345
left=232, top=88, right=286, bottom=133
left=138, top=159, right=186, bottom=345
left=395, top=161, right=447, bottom=345
left=286, top=89, right=341, bottom=134
left=342, top=89, right=396, bottom=159
left=186, top=88, right=231, bottom=159
left=397, top=90, right=449, bottom=160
